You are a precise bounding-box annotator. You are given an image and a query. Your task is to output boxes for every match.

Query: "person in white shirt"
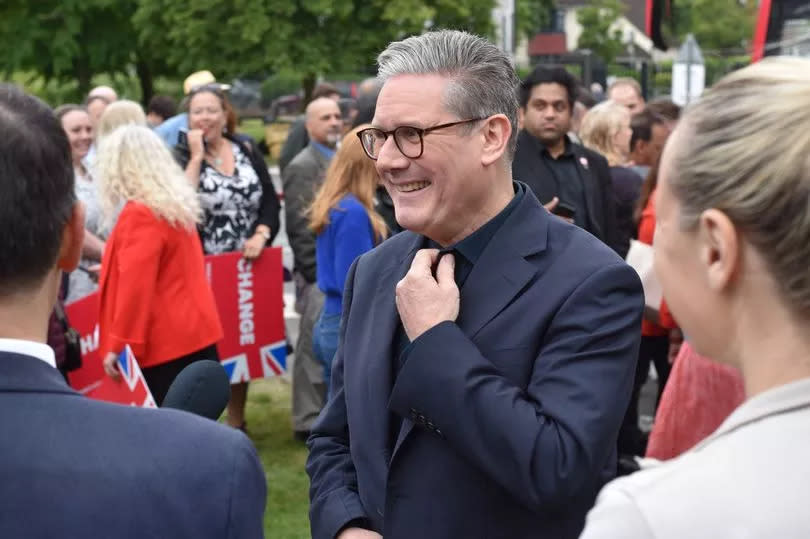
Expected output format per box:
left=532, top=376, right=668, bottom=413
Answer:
left=580, top=57, right=810, bottom=538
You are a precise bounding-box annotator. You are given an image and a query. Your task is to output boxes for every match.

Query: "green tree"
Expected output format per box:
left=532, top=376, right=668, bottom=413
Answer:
left=0, top=0, right=171, bottom=103
left=575, top=0, right=625, bottom=64
left=674, top=0, right=756, bottom=53
left=132, top=0, right=500, bottom=101
left=515, top=0, right=555, bottom=40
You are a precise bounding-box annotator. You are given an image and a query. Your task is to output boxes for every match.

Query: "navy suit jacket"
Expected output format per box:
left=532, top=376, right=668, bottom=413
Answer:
left=307, top=189, right=644, bottom=539
left=0, top=352, right=266, bottom=539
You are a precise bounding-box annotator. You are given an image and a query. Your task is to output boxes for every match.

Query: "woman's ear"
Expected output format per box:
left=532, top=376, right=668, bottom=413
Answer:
left=698, top=208, right=739, bottom=292
left=480, top=114, right=511, bottom=167
left=57, top=203, right=86, bottom=272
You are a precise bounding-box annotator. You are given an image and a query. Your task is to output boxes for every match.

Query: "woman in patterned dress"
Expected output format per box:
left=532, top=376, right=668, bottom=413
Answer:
left=175, top=84, right=280, bottom=431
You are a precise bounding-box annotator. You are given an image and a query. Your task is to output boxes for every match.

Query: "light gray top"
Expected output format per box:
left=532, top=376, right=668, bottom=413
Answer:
left=580, top=376, right=810, bottom=539
left=66, top=169, right=108, bottom=304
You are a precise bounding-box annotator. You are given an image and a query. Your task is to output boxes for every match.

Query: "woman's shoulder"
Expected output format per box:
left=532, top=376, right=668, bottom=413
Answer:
left=116, top=202, right=164, bottom=229
left=331, top=194, right=367, bottom=217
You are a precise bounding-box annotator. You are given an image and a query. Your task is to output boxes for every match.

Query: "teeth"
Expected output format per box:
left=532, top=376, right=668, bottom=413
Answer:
left=397, top=181, right=430, bottom=193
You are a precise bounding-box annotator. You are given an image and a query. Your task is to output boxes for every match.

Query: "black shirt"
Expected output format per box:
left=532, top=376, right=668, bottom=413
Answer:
left=512, top=131, right=591, bottom=231
left=388, top=182, right=526, bottom=449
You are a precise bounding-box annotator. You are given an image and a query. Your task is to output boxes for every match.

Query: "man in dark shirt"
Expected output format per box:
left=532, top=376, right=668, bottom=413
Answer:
left=307, top=31, right=643, bottom=539
left=513, top=66, right=621, bottom=254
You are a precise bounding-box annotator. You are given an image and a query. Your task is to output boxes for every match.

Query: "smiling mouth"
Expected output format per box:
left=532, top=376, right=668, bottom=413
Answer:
left=395, top=181, right=431, bottom=193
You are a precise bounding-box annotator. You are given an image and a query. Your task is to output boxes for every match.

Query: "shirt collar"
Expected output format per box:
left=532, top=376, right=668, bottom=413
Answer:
left=426, top=181, right=525, bottom=266
left=311, top=140, right=337, bottom=159
left=0, top=338, right=56, bottom=368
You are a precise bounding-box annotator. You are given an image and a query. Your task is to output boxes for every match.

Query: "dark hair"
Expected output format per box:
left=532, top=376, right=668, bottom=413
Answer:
left=576, top=86, right=597, bottom=108
left=352, top=80, right=382, bottom=128
left=84, top=94, right=110, bottom=108
left=54, top=104, right=86, bottom=123
left=0, top=85, right=76, bottom=295
left=647, top=98, right=681, bottom=122
left=186, top=86, right=237, bottom=134
left=634, top=157, right=660, bottom=226
left=630, top=110, right=667, bottom=151
left=337, top=97, right=357, bottom=120
left=312, top=82, right=340, bottom=101
left=519, top=66, right=578, bottom=108
left=147, top=95, right=177, bottom=120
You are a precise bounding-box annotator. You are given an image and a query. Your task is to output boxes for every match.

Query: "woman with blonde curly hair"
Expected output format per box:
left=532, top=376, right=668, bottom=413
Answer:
left=580, top=100, right=640, bottom=257
left=308, top=125, right=388, bottom=392
left=95, top=125, right=223, bottom=405
left=582, top=57, right=810, bottom=537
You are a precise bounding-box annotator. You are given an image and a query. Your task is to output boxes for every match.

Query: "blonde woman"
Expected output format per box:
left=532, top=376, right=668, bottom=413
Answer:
left=582, top=57, right=810, bottom=537
left=96, top=125, right=223, bottom=405
left=308, top=125, right=388, bottom=392
left=96, top=99, right=147, bottom=139
left=580, top=100, right=639, bottom=258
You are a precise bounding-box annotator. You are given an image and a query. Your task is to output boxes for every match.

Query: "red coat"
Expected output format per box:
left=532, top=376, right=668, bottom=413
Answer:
left=638, top=191, right=677, bottom=336
left=98, top=202, right=223, bottom=368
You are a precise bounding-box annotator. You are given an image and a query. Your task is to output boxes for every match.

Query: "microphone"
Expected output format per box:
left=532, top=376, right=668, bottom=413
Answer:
left=162, top=360, right=231, bottom=421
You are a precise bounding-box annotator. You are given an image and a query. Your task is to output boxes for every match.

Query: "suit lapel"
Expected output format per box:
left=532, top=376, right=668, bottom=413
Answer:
left=457, top=192, right=548, bottom=339
left=358, top=234, right=421, bottom=461
left=391, top=192, right=549, bottom=460
left=570, top=145, right=604, bottom=240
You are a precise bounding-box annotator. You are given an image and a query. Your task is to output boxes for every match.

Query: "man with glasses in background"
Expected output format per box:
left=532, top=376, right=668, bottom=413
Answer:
left=306, top=30, right=643, bottom=539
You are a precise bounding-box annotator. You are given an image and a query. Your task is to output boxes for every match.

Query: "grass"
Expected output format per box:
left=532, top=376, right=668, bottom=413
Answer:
left=244, top=378, right=311, bottom=538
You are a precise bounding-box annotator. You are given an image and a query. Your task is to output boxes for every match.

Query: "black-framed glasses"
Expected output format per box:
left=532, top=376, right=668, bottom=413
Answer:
left=357, top=118, right=486, bottom=160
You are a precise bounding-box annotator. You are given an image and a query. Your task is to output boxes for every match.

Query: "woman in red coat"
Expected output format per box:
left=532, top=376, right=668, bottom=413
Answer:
left=96, top=124, right=223, bottom=405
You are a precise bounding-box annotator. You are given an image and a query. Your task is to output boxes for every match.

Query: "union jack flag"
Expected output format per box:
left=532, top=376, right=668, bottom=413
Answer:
left=221, top=340, right=287, bottom=384
left=89, top=346, right=157, bottom=408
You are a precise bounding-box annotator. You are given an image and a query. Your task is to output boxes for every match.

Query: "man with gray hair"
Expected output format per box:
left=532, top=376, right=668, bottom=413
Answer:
left=306, top=30, right=643, bottom=539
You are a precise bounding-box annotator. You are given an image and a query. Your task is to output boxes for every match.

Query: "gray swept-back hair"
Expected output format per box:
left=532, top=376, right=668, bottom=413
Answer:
left=377, top=30, right=520, bottom=160
left=668, top=56, right=810, bottom=319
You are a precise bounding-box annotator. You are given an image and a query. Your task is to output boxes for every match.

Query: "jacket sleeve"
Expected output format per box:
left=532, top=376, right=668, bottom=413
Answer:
left=596, top=158, right=623, bottom=256
left=388, top=261, right=643, bottom=512
left=306, top=259, right=370, bottom=539
left=105, top=208, right=165, bottom=357
left=238, top=138, right=281, bottom=242
left=579, top=482, right=654, bottom=539
left=227, top=434, right=268, bottom=539
left=282, top=157, right=318, bottom=282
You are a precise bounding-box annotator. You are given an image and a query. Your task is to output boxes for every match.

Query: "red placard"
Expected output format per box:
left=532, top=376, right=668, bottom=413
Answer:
left=66, top=247, right=286, bottom=397
left=205, top=248, right=286, bottom=384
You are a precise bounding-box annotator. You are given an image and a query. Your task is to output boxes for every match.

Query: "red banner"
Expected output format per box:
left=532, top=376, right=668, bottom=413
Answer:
left=66, top=247, right=286, bottom=397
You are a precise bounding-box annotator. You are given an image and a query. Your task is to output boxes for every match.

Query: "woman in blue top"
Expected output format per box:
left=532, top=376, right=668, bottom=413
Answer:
left=308, top=125, right=389, bottom=394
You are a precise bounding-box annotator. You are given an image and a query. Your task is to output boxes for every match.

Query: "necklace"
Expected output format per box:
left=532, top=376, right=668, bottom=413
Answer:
left=206, top=143, right=223, bottom=167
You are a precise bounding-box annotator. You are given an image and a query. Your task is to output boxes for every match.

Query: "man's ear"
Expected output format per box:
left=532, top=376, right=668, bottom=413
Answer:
left=57, top=202, right=85, bottom=272
left=698, top=208, right=739, bottom=292
left=480, top=114, right=512, bottom=167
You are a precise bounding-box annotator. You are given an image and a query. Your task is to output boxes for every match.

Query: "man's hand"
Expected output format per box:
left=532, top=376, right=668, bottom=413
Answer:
left=103, top=352, right=121, bottom=380
left=396, top=249, right=459, bottom=341
left=543, top=196, right=574, bottom=224
left=337, top=528, right=382, bottom=539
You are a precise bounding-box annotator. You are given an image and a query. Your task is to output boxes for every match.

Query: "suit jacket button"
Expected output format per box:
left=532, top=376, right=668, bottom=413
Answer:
left=435, top=428, right=444, bottom=437
left=417, top=414, right=426, bottom=424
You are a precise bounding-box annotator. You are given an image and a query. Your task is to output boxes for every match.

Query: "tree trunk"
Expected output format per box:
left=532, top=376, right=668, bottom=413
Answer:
left=302, top=72, right=317, bottom=110
left=135, top=55, right=154, bottom=107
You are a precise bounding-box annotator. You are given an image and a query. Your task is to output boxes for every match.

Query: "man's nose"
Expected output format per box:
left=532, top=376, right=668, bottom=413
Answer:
left=375, top=136, right=409, bottom=173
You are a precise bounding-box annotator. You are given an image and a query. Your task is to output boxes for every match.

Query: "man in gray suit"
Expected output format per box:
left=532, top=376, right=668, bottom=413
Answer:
left=283, top=97, right=343, bottom=440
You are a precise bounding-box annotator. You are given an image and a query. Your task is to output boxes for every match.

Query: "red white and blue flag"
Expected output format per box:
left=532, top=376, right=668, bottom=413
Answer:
left=85, top=346, right=157, bottom=408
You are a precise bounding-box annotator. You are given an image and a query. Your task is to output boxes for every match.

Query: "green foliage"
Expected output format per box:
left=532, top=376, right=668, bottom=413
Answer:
left=672, top=0, right=756, bottom=53
left=575, top=0, right=626, bottom=64
left=515, top=0, right=554, bottom=40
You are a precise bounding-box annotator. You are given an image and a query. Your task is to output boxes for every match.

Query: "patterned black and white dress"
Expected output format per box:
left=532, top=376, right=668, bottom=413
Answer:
left=198, top=142, right=263, bottom=255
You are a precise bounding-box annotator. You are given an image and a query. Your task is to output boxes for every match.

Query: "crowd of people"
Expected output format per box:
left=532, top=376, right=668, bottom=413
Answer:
left=1, top=26, right=809, bottom=539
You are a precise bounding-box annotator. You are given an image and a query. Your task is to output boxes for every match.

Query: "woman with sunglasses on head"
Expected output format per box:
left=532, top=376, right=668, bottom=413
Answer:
left=581, top=57, right=810, bottom=538
left=174, top=84, right=280, bottom=431
left=307, top=125, right=388, bottom=394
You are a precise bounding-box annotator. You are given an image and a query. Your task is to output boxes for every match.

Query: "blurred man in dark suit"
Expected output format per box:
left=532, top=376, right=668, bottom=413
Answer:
left=0, top=84, right=266, bottom=538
